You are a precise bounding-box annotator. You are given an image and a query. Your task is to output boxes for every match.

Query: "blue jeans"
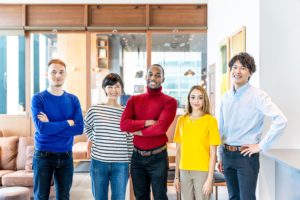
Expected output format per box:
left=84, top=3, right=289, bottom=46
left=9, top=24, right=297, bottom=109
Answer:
left=222, top=148, right=260, bottom=200
left=131, top=149, right=168, bottom=200
left=33, top=150, right=74, bottom=200
left=90, top=159, right=129, bottom=200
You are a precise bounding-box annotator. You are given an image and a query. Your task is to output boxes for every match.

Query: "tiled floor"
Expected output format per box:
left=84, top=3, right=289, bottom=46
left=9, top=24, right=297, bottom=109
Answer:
left=71, top=173, right=228, bottom=200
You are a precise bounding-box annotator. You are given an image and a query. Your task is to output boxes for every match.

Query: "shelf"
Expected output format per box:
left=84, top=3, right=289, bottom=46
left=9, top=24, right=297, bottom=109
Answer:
left=96, top=36, right=109, bottom=69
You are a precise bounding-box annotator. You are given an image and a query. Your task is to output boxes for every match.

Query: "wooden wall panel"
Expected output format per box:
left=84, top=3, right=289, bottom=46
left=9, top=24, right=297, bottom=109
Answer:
left=0, top=115, right=31, bottom=136
left=150, top=5, right=207, bottom=27
left=89, top=5, right=146, bottom=27
left=0, top=5, right=23, bottom=27
left=26, top=5, right=85, bottom=27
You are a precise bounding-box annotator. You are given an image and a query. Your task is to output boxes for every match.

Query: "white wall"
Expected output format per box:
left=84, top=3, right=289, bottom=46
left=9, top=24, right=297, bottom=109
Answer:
left=207, top=0, right=260, bottom=116
left=260, top=0, right=300, bottom=148
left=208, top=0, right=300, bottom=149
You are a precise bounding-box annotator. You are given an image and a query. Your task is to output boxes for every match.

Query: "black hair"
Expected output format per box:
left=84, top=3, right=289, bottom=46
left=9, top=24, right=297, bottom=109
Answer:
left=229, top=52, right=256, bottom=74
left=102, top=73, right=124, bottom=93
left=150, top=64, right=165, bottom=77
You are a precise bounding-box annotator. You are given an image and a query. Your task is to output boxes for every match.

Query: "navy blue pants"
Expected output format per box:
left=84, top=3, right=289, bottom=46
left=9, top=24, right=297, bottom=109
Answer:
left=222, top=148, right=260, bottom=200
left=33, top=150, right=73, bottom=200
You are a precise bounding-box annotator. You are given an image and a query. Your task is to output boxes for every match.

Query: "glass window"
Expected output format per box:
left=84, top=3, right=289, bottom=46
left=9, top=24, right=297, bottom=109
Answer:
left=30, top=33, right=57, bottom=95
left=30, top=33, right=87, bottom=110
left=90, top=33, right=146, bottom=105
left=0, top=34, right=25, bottom=114
left=152, top=33, right=207, bottom=108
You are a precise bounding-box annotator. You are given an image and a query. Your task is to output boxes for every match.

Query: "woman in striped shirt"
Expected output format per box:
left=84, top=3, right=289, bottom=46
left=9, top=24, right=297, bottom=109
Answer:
left=84, top=73, right=133, bottom=200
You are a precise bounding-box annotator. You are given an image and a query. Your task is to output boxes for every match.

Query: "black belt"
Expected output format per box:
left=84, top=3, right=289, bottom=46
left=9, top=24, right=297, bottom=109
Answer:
left=35, top=150, right=72, bottom=156
left=133, top=145, right=167, bottom=156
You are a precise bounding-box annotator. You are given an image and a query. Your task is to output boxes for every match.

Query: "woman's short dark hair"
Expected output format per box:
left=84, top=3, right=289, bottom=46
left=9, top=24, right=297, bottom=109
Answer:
left=229, top=52, right=256, bottom=74
left=102, top=73, right=124, bottom=93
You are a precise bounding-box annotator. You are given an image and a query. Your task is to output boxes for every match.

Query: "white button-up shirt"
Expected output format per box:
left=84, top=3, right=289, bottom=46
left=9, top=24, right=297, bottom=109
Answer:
left=219, top=83, right=287, bottom=155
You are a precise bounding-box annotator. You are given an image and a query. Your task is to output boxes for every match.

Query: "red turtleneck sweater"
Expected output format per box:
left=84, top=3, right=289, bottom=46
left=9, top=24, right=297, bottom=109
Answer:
left=120, top=86, right=177, bottom=150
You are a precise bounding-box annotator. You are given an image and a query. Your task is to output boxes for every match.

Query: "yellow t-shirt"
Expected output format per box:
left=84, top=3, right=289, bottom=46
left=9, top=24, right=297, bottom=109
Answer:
left=173, top=114, right=221, bottom=171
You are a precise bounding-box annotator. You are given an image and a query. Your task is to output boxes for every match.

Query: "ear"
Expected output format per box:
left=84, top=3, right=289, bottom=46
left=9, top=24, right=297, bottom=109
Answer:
left=161, top=76, right=165, bottom=83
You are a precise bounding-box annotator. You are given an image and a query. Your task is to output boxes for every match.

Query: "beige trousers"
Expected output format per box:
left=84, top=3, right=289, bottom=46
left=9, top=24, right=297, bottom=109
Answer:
left=180, top=170, right=210, bottom=200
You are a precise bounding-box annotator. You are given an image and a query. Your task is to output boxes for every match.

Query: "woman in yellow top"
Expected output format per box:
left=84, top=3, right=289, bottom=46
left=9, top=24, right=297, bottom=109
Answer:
left=174, top=85, right=221, bottom=200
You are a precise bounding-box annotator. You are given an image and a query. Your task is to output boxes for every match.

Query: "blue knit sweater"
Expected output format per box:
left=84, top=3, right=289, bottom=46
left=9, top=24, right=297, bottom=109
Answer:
left=31, top=90, right=84, bottom=152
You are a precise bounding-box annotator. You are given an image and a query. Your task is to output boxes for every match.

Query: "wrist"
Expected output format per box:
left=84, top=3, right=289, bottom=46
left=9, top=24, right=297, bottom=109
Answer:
left=206, top=178, right=213, bottom=182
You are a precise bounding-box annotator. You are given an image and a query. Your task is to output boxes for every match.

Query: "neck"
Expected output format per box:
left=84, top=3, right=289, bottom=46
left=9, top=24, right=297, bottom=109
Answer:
left=234, top=82, right=248, bottom=90
left=47, top=86, right=64, bottom=96
left=147, top=86, right=162, bottom=95
left=190, top=110, right=204, bottom=118
left=106, top=99, right=120, bottom=107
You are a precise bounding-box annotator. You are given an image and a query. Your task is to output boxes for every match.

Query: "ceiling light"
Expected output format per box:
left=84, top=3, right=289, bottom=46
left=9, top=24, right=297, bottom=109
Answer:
left=184, top=69, right=195, bottom=77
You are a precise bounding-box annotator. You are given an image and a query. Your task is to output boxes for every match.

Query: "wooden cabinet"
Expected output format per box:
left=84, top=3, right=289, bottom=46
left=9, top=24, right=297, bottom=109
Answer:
left=97, top=36, right=109, bottom=69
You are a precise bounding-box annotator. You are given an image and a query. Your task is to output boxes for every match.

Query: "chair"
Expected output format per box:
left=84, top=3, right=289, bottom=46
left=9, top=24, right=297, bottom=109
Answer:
left=213, top=171, right=227, bottom=200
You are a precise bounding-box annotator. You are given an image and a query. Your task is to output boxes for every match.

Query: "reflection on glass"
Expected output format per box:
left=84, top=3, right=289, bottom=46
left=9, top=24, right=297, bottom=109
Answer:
left=30, top=33, right=58, bottom=95
left=0, top=35, right=25, bottom=114
left=152, top=33, right=207, bottom=108
left=30, top=33, right=87, bottom=111
left=90, top=33, right=146, bottom=105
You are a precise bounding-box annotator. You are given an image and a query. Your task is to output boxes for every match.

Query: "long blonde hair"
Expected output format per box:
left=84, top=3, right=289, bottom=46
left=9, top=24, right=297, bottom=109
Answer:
left=186, top=85, right=211, bottom=115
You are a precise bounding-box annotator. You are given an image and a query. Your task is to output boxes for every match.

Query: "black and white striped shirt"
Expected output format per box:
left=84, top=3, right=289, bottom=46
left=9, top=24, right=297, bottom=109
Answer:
left=84, top=104, right=133, bottom=162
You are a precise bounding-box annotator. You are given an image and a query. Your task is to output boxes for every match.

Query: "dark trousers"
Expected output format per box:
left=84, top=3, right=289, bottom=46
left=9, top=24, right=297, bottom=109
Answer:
left=222, top=148, right=260, bottom=200
left=130, top=149, right=168, bottom=200
left=33, top=150, right=74, bottom=200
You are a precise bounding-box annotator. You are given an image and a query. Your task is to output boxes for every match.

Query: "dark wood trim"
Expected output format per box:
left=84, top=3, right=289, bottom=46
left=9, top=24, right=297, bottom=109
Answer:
left=146, top=5, right=150, bottom=27
left=0, top=4, right=207, bottom=30
left=21, top=5, right=26, bottom=27
left=88, top=5, right=147, bottom=27
left=0, top=4, right=23, bottom=27
left=148, top=26, right=207, bottom=30
left=24, top=26, right=86, bottom=31
left=84, top=5, right=88, bottom=27
left=26, top=5, right=86, bottom=27
left=87, top=26, right=148, bottom=31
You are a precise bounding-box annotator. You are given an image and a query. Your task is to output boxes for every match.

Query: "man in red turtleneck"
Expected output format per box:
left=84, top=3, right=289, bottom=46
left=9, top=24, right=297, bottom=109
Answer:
left=121, top=64, right=177, bottom=200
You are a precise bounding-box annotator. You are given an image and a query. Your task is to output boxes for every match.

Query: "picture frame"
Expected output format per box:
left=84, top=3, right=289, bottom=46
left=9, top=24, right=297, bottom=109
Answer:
left=219, top=37, right=230, bottom=95
left=230, top=26, right=246, bottom=57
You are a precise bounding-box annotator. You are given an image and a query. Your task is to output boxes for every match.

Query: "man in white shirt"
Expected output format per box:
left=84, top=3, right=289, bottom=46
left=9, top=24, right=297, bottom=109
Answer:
left=218, top=52, right=287, bottom=200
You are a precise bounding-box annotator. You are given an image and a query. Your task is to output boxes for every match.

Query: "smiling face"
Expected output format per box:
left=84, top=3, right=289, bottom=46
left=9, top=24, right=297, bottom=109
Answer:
left=146, top=65, right=164, bottom=89
left=231, top=60, right=251, bottom=89
left=47, top=63, right=66, bottom=88
left=189, top=89, right=204, bottom=112
left=104, top=82, right=122, bottom=100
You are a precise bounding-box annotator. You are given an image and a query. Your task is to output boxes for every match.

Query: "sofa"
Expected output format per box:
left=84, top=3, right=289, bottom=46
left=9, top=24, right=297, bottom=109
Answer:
left=72, top=134, right=90, bottom=160
left=0, top=134, right=34, bottom=188
left=0, top=130, right=55, bottom=198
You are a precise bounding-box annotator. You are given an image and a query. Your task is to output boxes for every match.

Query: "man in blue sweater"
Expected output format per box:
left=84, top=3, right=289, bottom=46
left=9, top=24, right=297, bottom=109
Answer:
left=31, top=59, right=84, bottom=200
